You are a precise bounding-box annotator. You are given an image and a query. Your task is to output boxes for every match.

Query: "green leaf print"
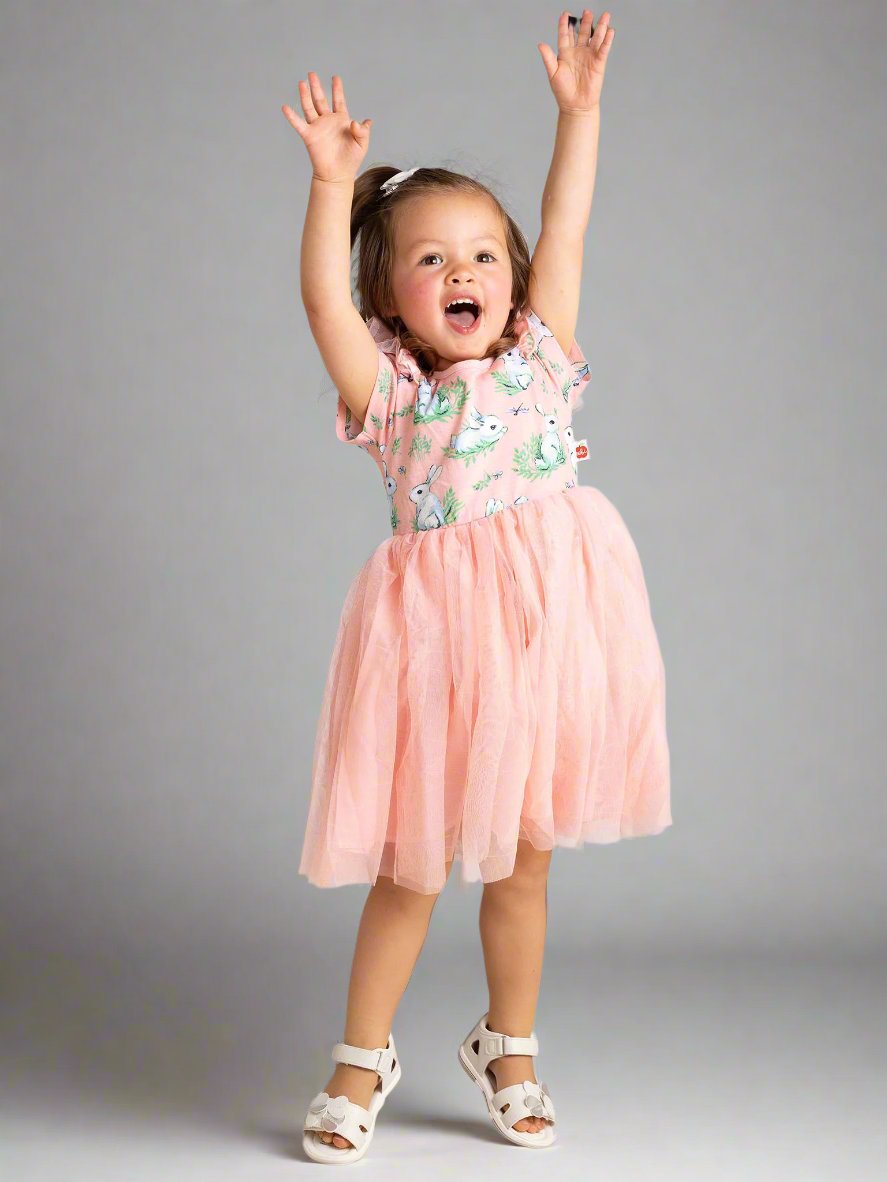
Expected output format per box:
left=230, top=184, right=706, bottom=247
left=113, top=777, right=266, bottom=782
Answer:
left=390, top=501, right=399, bottom=530
left=441, top=486, right=464, bottom=523
left=443, top=434, right=503, bottom=467
left=391, top=435, right=401, bottom=454
left=412, top=377, right=470, bottom=424
left=491, top=368, right=534, bottom=397
left=512, top=432, right=567, bottom=480
left=539, top=345, right=573, bottom=401
left=376, top=366, right=394, bottom=399
left=408, top=433, right=432, bottom=459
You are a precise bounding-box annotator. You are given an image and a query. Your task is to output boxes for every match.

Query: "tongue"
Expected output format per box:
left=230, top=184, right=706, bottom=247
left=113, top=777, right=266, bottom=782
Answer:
left=445, top=308, right=476, bottom=328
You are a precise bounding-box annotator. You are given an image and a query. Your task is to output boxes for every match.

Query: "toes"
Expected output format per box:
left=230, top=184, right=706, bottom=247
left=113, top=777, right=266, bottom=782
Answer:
left=316, top=1131, right=352, bottom=1149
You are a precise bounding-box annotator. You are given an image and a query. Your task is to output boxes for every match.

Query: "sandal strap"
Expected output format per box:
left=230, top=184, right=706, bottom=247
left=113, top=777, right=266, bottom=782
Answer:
left=480, top=1030, right=538, bottom=1058
left=332, top=1040, right=395, bottom=1074
left=490, top=1081, right=556, bottom=1130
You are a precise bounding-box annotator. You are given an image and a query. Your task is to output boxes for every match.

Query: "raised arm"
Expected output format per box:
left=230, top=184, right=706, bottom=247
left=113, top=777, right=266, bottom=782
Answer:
left=529, top=10, right=615, bottom=355
left=282, top=73, right=380, bottom=423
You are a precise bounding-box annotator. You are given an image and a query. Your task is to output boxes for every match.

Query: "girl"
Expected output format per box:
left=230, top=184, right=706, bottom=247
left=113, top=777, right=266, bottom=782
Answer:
left=283, top=9, right=671, bottom=1163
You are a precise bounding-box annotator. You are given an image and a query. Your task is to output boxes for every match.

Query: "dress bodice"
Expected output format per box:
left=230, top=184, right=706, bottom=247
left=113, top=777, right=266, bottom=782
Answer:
left=335, top=307, right=592, bottom=536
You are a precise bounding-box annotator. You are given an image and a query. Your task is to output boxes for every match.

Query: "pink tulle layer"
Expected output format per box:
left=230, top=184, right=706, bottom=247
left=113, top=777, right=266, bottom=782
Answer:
left=299, top=485, right=672, bottom=894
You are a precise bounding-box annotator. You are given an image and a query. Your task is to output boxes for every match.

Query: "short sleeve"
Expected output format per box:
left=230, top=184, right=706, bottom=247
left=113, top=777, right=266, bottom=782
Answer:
left=334, top=346, right=400, bottom=452
left=335, top=314, right=421, bottom=451
left=523, top=308, right=592, bottom=412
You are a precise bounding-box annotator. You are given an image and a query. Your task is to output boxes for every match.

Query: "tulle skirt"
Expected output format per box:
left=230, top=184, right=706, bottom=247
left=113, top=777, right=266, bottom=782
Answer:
left=299, top=484, right=672, bottom=894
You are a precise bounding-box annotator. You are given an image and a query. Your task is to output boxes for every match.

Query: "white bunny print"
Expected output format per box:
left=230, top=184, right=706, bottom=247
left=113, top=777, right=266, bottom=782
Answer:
left=450, top=406, right=509, bottom=455
left=410, top=463, right=447, bottom=530
left=534, top=402, right=563, bottom=470
left=381, top=460, right=398, bottom=516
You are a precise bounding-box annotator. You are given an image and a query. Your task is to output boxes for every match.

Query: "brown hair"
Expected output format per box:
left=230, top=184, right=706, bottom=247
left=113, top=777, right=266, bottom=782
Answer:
left=349, top=165, right=531, bottom=376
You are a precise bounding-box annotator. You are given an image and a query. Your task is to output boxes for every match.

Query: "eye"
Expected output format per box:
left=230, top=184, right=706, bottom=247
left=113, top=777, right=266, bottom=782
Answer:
left=418, top=252, right=497, bottom=265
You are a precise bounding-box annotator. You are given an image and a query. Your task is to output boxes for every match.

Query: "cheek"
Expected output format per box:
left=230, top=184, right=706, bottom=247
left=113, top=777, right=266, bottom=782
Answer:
left=495, top=271, right=513, bottom=301
left=405, top=273, right=440, bottom=314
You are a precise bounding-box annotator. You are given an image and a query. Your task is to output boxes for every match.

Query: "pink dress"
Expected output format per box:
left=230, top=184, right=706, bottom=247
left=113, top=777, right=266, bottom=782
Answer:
left=299, top=306, right=672, bottom=894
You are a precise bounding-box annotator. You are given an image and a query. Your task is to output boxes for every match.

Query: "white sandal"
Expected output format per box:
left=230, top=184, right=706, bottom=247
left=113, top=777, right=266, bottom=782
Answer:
left=302, top=1034, right=401, bottom=1164
left=457, top=1012, right=556, bottom=1148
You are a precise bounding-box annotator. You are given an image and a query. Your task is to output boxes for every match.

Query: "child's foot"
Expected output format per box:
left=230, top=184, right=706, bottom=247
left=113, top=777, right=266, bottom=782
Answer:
left=310, top=1062, right=382, bottom=1150
left=487, top=1054, right=552, bottom=1134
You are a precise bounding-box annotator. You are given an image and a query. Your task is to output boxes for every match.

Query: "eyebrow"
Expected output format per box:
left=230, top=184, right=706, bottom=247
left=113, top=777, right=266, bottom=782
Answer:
left=407, top=236, right=502, bottom=250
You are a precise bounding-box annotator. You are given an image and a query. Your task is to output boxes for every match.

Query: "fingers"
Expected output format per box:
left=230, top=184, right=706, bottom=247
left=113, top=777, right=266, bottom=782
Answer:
left=591, top=11, right=612, bottom=51
left=331, top=74, right=348, bottom=115
left=307, top=70, right=330, bottom=116
left=297, top=78, right=317, bottom=122
left=556, top=10, right=614, bottom=55
left=291, top=71, right=354, bottom=122
left=537, top=42, right=558, bottom=81
left=281, top=104, right=308, bottom=134
left=297, top=70, right=330, bottom=122
left=557, top=10, right=573, bottom=51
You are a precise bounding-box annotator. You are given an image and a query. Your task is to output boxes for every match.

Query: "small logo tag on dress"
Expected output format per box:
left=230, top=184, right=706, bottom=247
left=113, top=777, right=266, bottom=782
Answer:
left=575, top=439, right=590, bottom=461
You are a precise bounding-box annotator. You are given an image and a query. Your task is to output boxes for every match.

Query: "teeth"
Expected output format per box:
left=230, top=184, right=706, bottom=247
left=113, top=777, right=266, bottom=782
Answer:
left=445, top=298, right=479, bottom=312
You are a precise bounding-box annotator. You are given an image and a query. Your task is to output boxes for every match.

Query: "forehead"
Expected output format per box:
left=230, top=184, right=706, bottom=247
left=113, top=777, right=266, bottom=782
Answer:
left=394, top=191, right=505, bottom=252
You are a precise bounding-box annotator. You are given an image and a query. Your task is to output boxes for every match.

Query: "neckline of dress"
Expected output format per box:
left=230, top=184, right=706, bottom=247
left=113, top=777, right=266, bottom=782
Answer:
left=431, top=356, right=492, bottom=381
left=366, top=315, right=526, bottom=382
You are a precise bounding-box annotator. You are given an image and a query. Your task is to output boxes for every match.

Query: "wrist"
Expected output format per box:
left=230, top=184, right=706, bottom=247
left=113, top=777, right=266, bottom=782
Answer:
left=557, top=105, right=600, bottom=119
left=311, top=173, right=356, bottom=186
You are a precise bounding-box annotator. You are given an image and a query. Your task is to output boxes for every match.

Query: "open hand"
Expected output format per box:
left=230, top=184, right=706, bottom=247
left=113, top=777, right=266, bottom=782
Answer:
left=281, top=72, right=372, bottom=183
left=538, top=9, right=614, bottom=113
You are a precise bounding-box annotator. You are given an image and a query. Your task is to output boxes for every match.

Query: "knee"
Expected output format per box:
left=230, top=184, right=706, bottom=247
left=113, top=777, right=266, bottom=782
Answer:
left=485, top=843, right=551, bottom=896
left=372, top=859, right=454, bottom=906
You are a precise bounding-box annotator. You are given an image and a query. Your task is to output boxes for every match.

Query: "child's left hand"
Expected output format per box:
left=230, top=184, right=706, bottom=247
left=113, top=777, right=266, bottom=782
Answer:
left=538, top=9, right=614, bottom=113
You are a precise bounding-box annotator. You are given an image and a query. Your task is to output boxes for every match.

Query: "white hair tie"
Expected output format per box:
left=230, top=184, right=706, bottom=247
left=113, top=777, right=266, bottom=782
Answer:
left=379, top=166, right=422, bottom=195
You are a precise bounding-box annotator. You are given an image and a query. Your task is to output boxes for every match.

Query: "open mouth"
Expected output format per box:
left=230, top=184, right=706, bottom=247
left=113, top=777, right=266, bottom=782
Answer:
left=443, top=297, right=482, bottom=334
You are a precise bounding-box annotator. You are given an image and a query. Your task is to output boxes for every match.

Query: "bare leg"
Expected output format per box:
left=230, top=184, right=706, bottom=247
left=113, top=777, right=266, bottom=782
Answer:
left=478, top=838, right=553, bottom=1134
left=312, top=860, right=453, bottom=1149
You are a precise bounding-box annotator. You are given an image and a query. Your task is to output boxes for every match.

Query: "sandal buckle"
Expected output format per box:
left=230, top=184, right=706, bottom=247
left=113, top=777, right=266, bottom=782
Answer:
left=374, top=1047, right=395, bottom=1074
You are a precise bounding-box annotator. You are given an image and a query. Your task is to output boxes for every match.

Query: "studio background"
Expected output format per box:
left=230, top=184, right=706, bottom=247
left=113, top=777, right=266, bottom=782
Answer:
left=2, top=1, right=884, bottom=1178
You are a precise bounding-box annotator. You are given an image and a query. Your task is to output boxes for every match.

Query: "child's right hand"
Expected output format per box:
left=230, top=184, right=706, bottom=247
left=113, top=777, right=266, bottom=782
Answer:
left=282, top=72, right=372, bottom=184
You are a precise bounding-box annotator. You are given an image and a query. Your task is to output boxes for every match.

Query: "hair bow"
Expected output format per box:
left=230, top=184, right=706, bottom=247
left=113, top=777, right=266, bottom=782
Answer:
left=379, top=166, right=422, bottom=195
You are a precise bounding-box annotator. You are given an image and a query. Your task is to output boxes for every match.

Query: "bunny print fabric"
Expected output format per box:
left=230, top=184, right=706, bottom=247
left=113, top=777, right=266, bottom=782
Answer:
left=333, top=308, right=591, bottom=535
left=299, top=307, right=672, bottom=894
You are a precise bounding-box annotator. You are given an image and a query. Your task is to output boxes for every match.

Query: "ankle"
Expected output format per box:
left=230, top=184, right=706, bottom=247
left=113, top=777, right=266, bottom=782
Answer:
left=486, top=1014, right=533, bottom=1038
left=330, top=1061, right=378, bottom=1081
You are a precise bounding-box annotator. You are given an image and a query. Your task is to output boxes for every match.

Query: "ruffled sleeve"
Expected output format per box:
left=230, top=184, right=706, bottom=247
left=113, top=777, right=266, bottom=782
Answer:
left=334, top=316, right=419, bottom=454
left=519, top=307, right=592, bottom=412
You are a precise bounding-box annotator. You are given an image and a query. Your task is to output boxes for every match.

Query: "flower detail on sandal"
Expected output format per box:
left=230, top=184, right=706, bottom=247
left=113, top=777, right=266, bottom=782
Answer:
left=307, top=1091, right=349, bottom=1133
left=522, top=1080, right=556, bottom=1122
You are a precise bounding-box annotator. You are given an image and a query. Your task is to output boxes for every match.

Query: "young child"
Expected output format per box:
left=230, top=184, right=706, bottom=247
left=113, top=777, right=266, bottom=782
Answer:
left=283, top=9, right=671, bottom=1163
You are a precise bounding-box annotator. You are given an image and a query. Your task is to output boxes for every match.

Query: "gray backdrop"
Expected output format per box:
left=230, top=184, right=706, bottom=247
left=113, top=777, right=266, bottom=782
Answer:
left=2, top=1, right=884, bottom=1178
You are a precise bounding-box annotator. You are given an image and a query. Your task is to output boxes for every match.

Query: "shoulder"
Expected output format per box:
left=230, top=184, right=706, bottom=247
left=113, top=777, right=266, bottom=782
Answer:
left=367, top=315, right=424, bottom=385
left=510, top=306, right=548, bottom=359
